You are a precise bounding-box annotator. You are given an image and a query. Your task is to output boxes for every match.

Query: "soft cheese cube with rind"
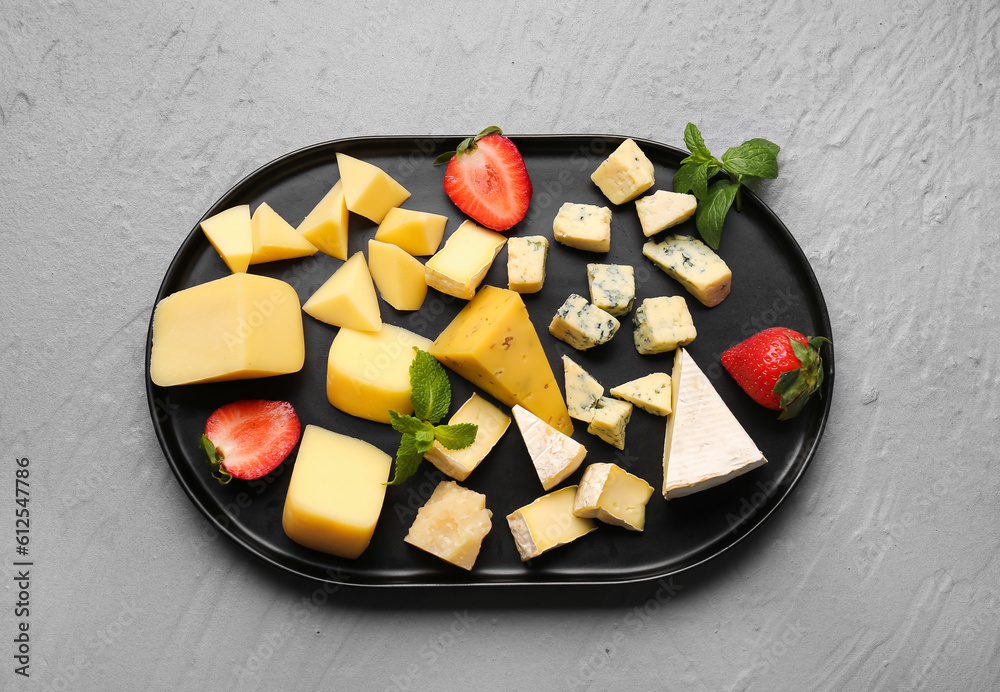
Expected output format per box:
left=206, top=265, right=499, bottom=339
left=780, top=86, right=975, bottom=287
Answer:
left=587, top=263, right=635, bottom=316
left=298, top=180, right=350, bottom=260
left=367, top=239, right=427, bottom=311
left=573, top=463, right=654, bottom=531
left=562, top=355, right=604, bottom=423
left=586, top=397, right=633, bottom=450
left=549, top=294, right=620, bottom=351
left=611, top=372, right=673, bottom=416
left=424, top=394, right=510, bottom=481
left=374, top=207, right=448, bottom=256
left=642, top=234, right=732, bottom=307
left=201, top=205, right=253, bottom=273
left=553, top=203, right=612, bottom=252
left=633, top=296, right=696, bottom=355
left=336, top=153, right=411, bottom=223
left=507, top=236, right=549, bottom=293
left=404, top=481, right=492, bottom=570
left=635, top=190, right=697, bottom=237
left=303, top=252, right=382, bottom=331
left=506, top=486, right=597, bottom=561
left=590, top=139, right=655, bottom=204
left=424, top=220, right=506, bottom=300
left=281, top=425, right=391, bottom=559
left=150, top=273, right=304, bottom=387
left=513, top=405, right=586, bottom=491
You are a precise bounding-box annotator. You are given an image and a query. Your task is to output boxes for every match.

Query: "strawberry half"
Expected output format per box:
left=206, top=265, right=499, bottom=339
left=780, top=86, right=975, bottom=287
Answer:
left=199, top=400, right=301, bottom=484
left=721, top=327, right=830, bottom=420
left=435, top=126, right=532, bottom=231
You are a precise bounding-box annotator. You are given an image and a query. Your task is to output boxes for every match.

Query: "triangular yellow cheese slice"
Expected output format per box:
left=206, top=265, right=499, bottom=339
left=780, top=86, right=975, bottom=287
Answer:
left=201, top=205, right=252, bottom=273
left=249, top=202, right=317, bottom=264
left=297, top=180, right=350, bottom=260
left=302, top=252, right=382, bottom=331
left=367, top=239, right=427, bottom=311
left=336, top=152, right=410, bottom=223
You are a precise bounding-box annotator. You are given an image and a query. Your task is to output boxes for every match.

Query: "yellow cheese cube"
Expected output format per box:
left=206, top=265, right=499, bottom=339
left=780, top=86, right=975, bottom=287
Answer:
left=506, top=486, right=596, bottom=561
left=633, top=296, right=696, bottom=355
left=424, top=394, right=510, bottom=481
left=367, top=239, right=427, bottom=311
left=149, top=273, right=304, bottom=387
left=281, top=425, right=391, bottom=559
left=424, top=220, right=506, bottom=300
left=506, top=236, right=548, bottom=293
left=590, top=138, right=655, bottom=204
left=374, top=207, right=448, bottom=256
left=303, top=252, right=382, bottom=332
left=297, top=180, right=350, bottom=260
left=552, top=203, right=612, bottom=253
left=326, top=324, right=432, bottom=423
left=430, top=286, right=574, bottom=436
left=586, top=396, right=633, bottom=450
left=249, top=202, right=317, bottom=264
left=634, top=190, right=697, bottom=237
left=404, top=481, right=492, bottom=570
left=573, top=463, right=654, bottom=531
left=336, top=152, right=411, bottom=223
left=201, top=205, right=253, bottom=273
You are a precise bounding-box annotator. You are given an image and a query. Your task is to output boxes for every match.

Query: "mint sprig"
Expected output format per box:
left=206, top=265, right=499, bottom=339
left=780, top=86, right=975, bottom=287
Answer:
left=385, top=349, right=478, bottom=485
left=673, top=123, right=780, bottom=249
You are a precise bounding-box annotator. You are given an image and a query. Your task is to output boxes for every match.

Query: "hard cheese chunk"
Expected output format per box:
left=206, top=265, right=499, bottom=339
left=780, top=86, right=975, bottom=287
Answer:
left=586, top=397, right=633, bottom=450
left=643, top=234, right=732, bottom=307
left=201, top=205, right=253, bottom=273
left=150, top=273, right=304, bottom=387
left=513, top=405, right=586, bottom=491
left=424, top=394, right=510, bottom=481
left=282, top=425, right=391, bottom=559
left=587, top=263, right=635, bottom=316
left=590, top=138, right=655, bottom=204
left=553, top=202, right=612, bottom=252
left=404, top=481, right=492, bottom=570
left=298, top=180, right=350, bottom=260
left=326, top=324, right=432, bottom=423
left=374, top=207, right=447, bottom=256
left=663, top=348, right=767, bottom=499
left=506, top=486, right=596, bottom=561
left=611, top=372, right=673, bottom=416
left=573, top=463, right=654, bottom=531
left=562, top=355, right=604, bottom=423
left=336, top=152, right=410, bottom=223
left=249, top=202, right=317, bottom=264
left=430, top=286, right=573, bottom=435
left=635, top=190, right=697, bottom=237
left=303, top=251, right=382, bottom=331
left=424, top=220, right=506, bottom=300
left=633, top=296, right=696, bottom=355
left=367, top=239, right=427, bottom=311
left=507, top=236, right=549, bottom=293
left=549, top=294, right=620, bottom=351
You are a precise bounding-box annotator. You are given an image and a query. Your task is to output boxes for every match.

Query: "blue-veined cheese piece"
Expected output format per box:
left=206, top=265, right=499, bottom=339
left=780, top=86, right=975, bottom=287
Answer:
left=562, top=355, right=604, bottom=423
left=553, top=203, right=612, bottom=252
left=549, top=294, right=620, bottom=351
left=610, top=372, right=673, bottom=416
left=634, top=190, right=697, bottom=237
left=590, top=139, right=655, bottom=204
left=642, top=234, right=732, bottom=307
left=586, top=396, right=633, bottom=450
left=587, top=263, right=635, bottom=317
left=507, top=236, right=548, bottom=293
left=633, top=296, right=696, bottom=355
left=512, top=404, right=587, bottom=490
left=573, top=463, right=654, bottom=531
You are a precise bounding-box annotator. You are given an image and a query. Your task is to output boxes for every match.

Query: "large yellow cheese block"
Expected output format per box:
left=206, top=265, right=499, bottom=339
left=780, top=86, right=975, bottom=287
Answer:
left=429, top=286, right=574, bottom=435
left=297, top=180, right=350, bottom=260
left=201, top=205, right=253, bottom=273
left=302, top=251, right=382, bottom=331
left=149, top=273, right=305, bottom=387
left=335, top=152, right=410, bottom=223
left=423, top=393, right=510, bottom=481
left=424, top=220, right=507, bottom=300
left=506, top=486, right=596, bottom=561
left=249, top=202, right=317, bottom=264
left=282, top=425, right=391, bottom=559
left=367, top=239, right=427, bottom=311
left=404, top=481, right=492, bottom=570
left=374, top=207, right=448, bottom=256
left=326, top=324, right=433, bottom=423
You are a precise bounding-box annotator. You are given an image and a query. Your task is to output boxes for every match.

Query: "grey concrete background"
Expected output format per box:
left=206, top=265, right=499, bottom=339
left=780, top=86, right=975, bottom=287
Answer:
left=2, top=0, right=998, bottom=690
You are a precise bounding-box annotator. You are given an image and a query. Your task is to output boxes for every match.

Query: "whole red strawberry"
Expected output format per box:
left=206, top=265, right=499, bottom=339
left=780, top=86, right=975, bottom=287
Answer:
left=721, top=328, right=829, bottom=420
left=435, top=126, right=532, bottom=231
left=200, top=400, right=301, bottom=484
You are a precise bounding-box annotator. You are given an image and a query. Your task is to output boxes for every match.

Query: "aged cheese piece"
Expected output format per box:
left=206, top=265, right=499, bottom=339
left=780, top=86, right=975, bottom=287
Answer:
left=424, top=394, right=510, bottom=481
left=507, top=235, right=549, bottom=293
left=150, top=273, right=304, bottom=387
left=404, top=481, right=492, bottom=570
left=552, top=202, right=612, bottom=252
left=507, top=486, right=597, bottom=561
left=590, top=139, right=655, bottom=204
left=573, top=463, right=654, bottom=531
left=587, top=263, right=635, bottom=316
left=335, top=152, right=411, bottom=223
left=297, top=180, right=350, bottom=260
left=633, top=296, right=696, bottom=355
left=424, top=220, right=507, bottom=300
left=201, top=205, right=253, bottom=273
left=326, top=324, right=432, bottom=423
left=663, top=348, right=767, bottom=499
left=562, top=355, right=604, bottom=423
left=367, top=239, right=427, bottom=311
left=430, top=286, right=573, bottom=435
left=282, top=425, right=391, bottom=559
left=512, top=405, right=586, bottom=490
left=586, top=397, right=633, bottom=450
left=642, top=234, right=732, bottom=307
left=549, top=294, right=620, bottom=350
left=374, top=207, right=448, bottom=256
left=634, top=190, right=697, bottom=237
left=249, top=202, right=317, bottom=264
left=303, top=251, right=382, bottom=331
left=610, top=372, right=673, bottom=416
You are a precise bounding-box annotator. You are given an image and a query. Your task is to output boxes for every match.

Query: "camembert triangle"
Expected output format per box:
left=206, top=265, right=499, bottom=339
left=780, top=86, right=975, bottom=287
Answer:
left=662, top=348, right=766, bottom=499
left=512, top=405, right=586, bottom=490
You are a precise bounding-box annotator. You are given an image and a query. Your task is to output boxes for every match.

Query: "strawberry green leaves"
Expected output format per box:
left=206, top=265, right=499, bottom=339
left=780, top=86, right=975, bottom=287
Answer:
left=772, top=335, right=829, bottom=421
left=433, top=126, right=504, bottom=165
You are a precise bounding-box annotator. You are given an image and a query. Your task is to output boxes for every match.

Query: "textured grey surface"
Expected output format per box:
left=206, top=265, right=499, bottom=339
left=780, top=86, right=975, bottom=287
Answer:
left=2, top=0, right=999, bottom=690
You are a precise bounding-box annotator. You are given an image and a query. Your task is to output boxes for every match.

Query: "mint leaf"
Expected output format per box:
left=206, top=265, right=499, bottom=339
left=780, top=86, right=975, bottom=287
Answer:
left=696, top=181, right=739, bottom=249
left=683, top=123, right=713, bottom=163
left=434, top=423, right=478, bottom=451
left=389, top=410, right=431, bottom=436
left=721, top=142, right=779, bottom=179
left=414, top=428, right=436, bottom=453
left=409, top=349, right=451, bottom=424
left=386, top=433, right=423, bottom=486
left=673, top=162, right=710, bottom=200
left=744, top=138, right=780, bottom=157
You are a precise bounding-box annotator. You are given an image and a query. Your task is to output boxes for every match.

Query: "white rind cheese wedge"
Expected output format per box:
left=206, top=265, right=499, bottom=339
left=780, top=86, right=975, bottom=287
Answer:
left=423, top=394, right=510, bottom=481
left=610, top=372, right=673, bottom=416
left=573, top=463, right=654, bottom=531
left=507, top=236, right=549, bottom=293
left=550, top=294, right=620, bottom=350
left=587, top=263, right=635, bottom=317
left=586, top=397, right=632, bottom=450
left=663, top=348, right=767, bottom=499
left=512, top=405, right=587, bottom=490
left=642, top=234, right=732, bottom=308
left=634, top=190, right=697, bottom=237
left=404, top=481, right=492, bottom=571
left=562, top=355, right=604, bottom=423
left=506, top=486, right=597, bottom=561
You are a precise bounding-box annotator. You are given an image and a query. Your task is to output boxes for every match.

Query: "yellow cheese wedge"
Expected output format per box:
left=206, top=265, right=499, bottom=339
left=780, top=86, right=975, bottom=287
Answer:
left=326, top=324, right=432, bottom=423
left=424, top=394, right=510, bottom=481
left=149, top=273, right=304, bottom=387
left=506, top=486, right=596, bottom=561
left=249, top=202, right=317, bottom=264
left=404, top=481, right=492, bottom=570
left=335, top=152, right=411, bottom=223
left=297, top=180, right=350, bottom=260
left=429, top=286, right=574, bottom=435
left=302, top=252, right=381, bottom=331
left=573, top=463, right=654, bottom=531
left=424, top=220, right=507, bottom=300
left=201, top=205, right=253, bottom=273
left=281, top=425, right=391, bottom=559
left=374, top=207, right=448, bottom=256
left=367, top=239, right=427, bottom=311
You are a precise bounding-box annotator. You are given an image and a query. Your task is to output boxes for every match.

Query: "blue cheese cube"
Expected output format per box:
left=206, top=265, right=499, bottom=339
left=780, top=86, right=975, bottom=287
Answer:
left=553, top=203, right=612, bottom=253
left=642, top=234, right=732, bottom=307
left=587, top=263, right=635, bottom=317
left=590, top=139, right=655, bottom=204
left=635, top=190, right=697, bottom=237
left=549, top=294, right=620, bottom=350
left=586, top=397, right=633, bottom=450
left=633, top=296, right=696, bottom=355
left=507, top=236, right=548, bottom=293
left=562, top=355, right=604, bottom=422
